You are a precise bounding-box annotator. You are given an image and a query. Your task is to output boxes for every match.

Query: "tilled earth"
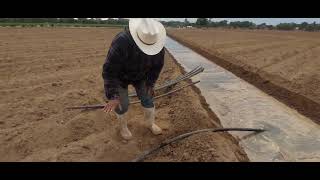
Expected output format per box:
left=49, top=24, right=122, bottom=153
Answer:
left=0, top=27, right=248, bottom=162
left=168, top=28, right=320, bottom=123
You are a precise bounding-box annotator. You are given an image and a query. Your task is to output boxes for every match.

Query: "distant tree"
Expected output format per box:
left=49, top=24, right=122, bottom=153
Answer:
left=184, top=18, right=190, bottom=26
left=86, top=18, right=96, bottom=24
left=117, top=18, right=129, bottom=25
left=316, top=23, right=320, bottom=31
left=106, top=18, right=117, bottom=24
left=77, top=18, right=87, bottom=24
left=299, top=22, right=309, bottom=30
left=229, top=21, right=256, bottom=29
left=217, top=20, right=228, bottom=27
left=163, top=20, right=185, bottom=27
left=92, top=18, right=101, bottom=24
left=196, top=18, right=209, bottom=26
left=257, top=23, right=267, bottom=29
left=208, top=19, right=218, bottom=27
left=277, top=23, right=297, bottom=30
left=266, top=25, right=274, bottom=30
left=229, top=21, right=241, bottom=28
left=304, top=21, right=318, bottom=31
left=59, top=18, right=76, bottom=23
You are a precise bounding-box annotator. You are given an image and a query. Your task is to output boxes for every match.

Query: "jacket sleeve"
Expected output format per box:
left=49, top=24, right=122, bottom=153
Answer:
left=146, top=49, right=165, bottom=88
left=102, top=36, right=126, bottom=100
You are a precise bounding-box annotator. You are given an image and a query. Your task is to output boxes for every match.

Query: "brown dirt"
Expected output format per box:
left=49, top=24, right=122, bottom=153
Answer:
left=168, top=28, right=320, bottom=123
left=0, top=27, right=248, bottom=162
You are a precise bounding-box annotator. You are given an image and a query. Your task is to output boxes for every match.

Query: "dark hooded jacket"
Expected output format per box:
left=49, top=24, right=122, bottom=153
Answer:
left=102, top=27, right=165, bottom=100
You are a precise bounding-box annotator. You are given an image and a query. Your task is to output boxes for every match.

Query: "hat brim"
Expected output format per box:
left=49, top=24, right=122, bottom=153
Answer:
left=129, top=19, right=166, bottom=56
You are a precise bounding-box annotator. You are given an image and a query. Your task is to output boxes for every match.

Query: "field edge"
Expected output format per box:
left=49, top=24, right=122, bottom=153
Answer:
left=164, top=49, right=248, bottom=159
left=167, top=33, right=320, bottom=124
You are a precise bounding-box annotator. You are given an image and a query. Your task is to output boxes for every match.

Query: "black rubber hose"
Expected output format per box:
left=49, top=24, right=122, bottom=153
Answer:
left=131, top=127, right=265, bottom=162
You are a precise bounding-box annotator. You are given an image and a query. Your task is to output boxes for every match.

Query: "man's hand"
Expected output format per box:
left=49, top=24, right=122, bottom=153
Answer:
left=103, top=99, right=120, bottom=113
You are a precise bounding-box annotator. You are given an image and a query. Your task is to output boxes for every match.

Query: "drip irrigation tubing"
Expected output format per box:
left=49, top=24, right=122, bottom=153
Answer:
left=131, top=127, right=266, bottom=162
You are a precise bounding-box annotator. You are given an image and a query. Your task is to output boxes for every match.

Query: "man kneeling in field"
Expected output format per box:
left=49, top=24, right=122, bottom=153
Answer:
left=102, top=18, right=166, bottom=140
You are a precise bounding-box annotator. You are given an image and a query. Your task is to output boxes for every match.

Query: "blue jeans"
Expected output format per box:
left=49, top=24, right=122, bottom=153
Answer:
left=115, top=81, right=154, bottom=115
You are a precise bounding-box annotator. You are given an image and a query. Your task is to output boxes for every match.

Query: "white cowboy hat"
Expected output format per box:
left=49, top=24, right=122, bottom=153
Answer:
left=129, top=18, right=166, bottom=55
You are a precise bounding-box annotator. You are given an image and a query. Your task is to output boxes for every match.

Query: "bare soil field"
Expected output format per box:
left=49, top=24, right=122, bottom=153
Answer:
left=168, top=28, right=320, bottom=123
left=0, top=27, right=247, bottom=162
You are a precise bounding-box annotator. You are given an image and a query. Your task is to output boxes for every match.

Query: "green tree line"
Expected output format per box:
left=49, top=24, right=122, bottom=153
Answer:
left=163, top=18, right=320, bottom=32
left=0, top=18, right=129, bottom=27
left=1, top=18, right=320, bottom=31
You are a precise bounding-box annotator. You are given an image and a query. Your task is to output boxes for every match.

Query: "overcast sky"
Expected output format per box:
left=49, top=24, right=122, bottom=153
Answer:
left=154, top=18, right=320, bottom=25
